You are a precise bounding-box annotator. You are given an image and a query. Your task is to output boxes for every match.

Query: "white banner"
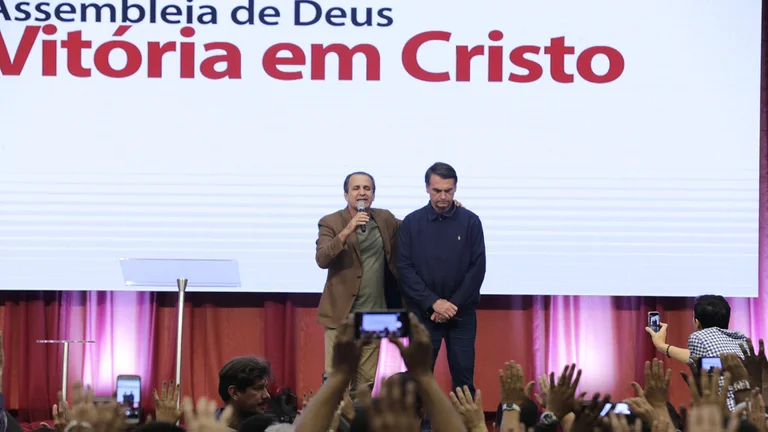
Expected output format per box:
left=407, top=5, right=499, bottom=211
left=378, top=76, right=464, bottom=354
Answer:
left=0, top=0, right=761, bottom=295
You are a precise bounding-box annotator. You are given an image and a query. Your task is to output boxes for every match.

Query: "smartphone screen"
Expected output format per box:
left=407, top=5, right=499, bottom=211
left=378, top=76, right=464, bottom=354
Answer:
left=116, top=376, right=141, bottom=407
left=600, top=403, right=613, bottom=416
left=354, top=310, right=410, bottom=339
left=648, top=312, right=661, bottom=333
left=613, top=402, right=631, bottom=415
left=700, top=357, right=722, bottom=374
left=116, top=375, right=141, bottom=423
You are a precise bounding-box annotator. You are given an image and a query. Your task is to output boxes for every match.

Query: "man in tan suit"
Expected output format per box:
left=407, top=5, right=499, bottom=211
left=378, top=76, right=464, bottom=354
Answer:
left=315, top=171, right=401, bottom=391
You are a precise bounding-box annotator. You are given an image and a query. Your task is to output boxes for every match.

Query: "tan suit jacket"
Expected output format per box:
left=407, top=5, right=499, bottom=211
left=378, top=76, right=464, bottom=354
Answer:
left=315, top=207, right=400, bottom=328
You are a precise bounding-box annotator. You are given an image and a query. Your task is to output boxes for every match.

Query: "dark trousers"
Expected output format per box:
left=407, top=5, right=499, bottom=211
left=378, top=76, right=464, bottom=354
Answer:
left=418, top=308, right=477, bottom=394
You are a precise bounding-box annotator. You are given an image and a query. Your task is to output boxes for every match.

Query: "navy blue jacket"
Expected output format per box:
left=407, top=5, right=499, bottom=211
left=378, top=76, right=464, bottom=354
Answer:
left=397, top=202, right=486, bottom=314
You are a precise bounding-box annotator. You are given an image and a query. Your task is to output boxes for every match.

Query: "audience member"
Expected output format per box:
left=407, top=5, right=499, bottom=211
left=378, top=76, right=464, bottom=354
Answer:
left=217, top=357, right=272, bottom=429
left=646, top=295, right=748, bottom=409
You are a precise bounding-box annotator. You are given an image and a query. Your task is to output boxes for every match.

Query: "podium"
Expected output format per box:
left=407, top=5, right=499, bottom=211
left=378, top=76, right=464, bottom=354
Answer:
left=119, top=258, right=241, bottom=407
left=36, top=339, right=95, bottom=400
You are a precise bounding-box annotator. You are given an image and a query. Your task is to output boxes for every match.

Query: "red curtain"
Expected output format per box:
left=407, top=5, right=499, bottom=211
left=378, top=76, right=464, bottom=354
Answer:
left=0, top=292, right=762, bottom=422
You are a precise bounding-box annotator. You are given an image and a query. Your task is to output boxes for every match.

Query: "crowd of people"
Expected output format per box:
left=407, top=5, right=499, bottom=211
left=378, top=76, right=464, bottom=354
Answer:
left=0, top=293, right=767, bottom=432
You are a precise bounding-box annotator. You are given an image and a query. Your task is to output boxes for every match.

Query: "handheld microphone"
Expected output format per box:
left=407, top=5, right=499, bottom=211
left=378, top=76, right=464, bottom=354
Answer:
left=356, top=201, right=367, bottom=233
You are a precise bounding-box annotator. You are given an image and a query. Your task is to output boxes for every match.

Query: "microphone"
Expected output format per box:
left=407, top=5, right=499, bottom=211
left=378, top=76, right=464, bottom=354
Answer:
left=357, top=201, right=367, bottom=233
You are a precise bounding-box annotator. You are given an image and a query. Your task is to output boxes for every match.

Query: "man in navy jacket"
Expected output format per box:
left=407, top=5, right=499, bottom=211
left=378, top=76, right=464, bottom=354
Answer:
left=397, top=162, right=486, bottom=393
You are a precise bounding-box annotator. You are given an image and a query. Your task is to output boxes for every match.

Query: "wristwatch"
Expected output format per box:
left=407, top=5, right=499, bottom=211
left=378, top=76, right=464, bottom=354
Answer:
left=540, top=411, right=559, bottom=426
left=501, top=403, right=520, bottom=412
left=732, top=380, right=751, bottom=392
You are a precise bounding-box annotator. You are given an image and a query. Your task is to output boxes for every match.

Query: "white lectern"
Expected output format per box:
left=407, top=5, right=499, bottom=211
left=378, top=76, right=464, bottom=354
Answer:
left=119, top=258, right=242, bottom=408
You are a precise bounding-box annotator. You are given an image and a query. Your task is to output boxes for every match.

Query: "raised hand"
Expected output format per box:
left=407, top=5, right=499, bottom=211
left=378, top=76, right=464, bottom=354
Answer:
left=182, top=396, right=234, bottom=432
left=739, top=339, right=766, bottom=390
left=389, top=313, right=433, bottom=379
left=608, top=412, right=642, bottom=432
left=68, top=382, right=98, bottom=426
left=570, top=393, right=610, bottom=432
left=650, top=417, right=675, bottom=432
left=720, top=353, right=749, bottom=383
left=332, top=317, right=364, bottom=379
left=745, top=389, right=767, bottom=432
left=680, top=357, right=702, bottom=396
left=687, top=404, right=723, bottom=432
left=498, top=361, right=532, bottom=406
left=631, top=359, right=671, bottom=409
left=52, top=395, right=69, bottom=432
left=546, top=364, right=582, bottom=420
left=645, top=323, right=668, bottom=350
left=685, top=366, right=731, bottom=419
left=65, top=382, right=125, bottom=432
left=363, top=378, right=421, bottom=432
left=152, top=380, right=182, bottom=424
left=534, top=374, right=549, bottom=407
left=625, top=397, right=662, bottom=425
left=449, top=387, right=485, bottom=432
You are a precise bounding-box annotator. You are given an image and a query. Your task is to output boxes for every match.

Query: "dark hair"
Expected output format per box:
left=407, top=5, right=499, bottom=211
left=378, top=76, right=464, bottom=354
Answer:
left=132, top=423, right=186, bottom=432
left=496, top=399, right=539, bottom=430
left=343, top=172, right=376, bottom=194
left=237, top=414, right=276, bottom=432
left=693, top=295, right=731, bottom=329
left=218, top=356, right=272, bottom=402
left=424, top=162, right=457, bottom=186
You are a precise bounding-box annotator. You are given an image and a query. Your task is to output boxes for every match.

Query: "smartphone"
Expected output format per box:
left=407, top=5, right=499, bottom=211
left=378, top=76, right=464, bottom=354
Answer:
left=613, top=402, right=631, bottom=415
left=600, top=402, right=632, bottom=417
left=699, top=357, right=723, bottom=375
left=354, top=310, right=410, bottom=340
left=648, top=311, right=661, bottom=333
left=116, top=375, right=141, bottom=424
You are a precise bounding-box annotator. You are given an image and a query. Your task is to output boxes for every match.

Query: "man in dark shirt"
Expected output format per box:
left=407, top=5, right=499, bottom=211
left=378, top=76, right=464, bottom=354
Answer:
left=397, top=162, right=486, bottom=393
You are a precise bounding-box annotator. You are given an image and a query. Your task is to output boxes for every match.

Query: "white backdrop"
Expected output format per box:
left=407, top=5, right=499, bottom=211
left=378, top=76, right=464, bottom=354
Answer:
left=0, top=0, right=761, bottom=295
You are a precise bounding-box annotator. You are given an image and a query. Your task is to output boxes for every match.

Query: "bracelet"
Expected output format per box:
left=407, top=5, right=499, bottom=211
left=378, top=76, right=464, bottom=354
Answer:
left=732, top=380, right=751, bottom=392
left=666, top=344, right=672, bottom=358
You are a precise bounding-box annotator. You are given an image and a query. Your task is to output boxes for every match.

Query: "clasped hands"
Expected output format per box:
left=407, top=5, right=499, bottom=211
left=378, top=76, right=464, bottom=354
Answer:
left=431, top=299, right=457, bottom=323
